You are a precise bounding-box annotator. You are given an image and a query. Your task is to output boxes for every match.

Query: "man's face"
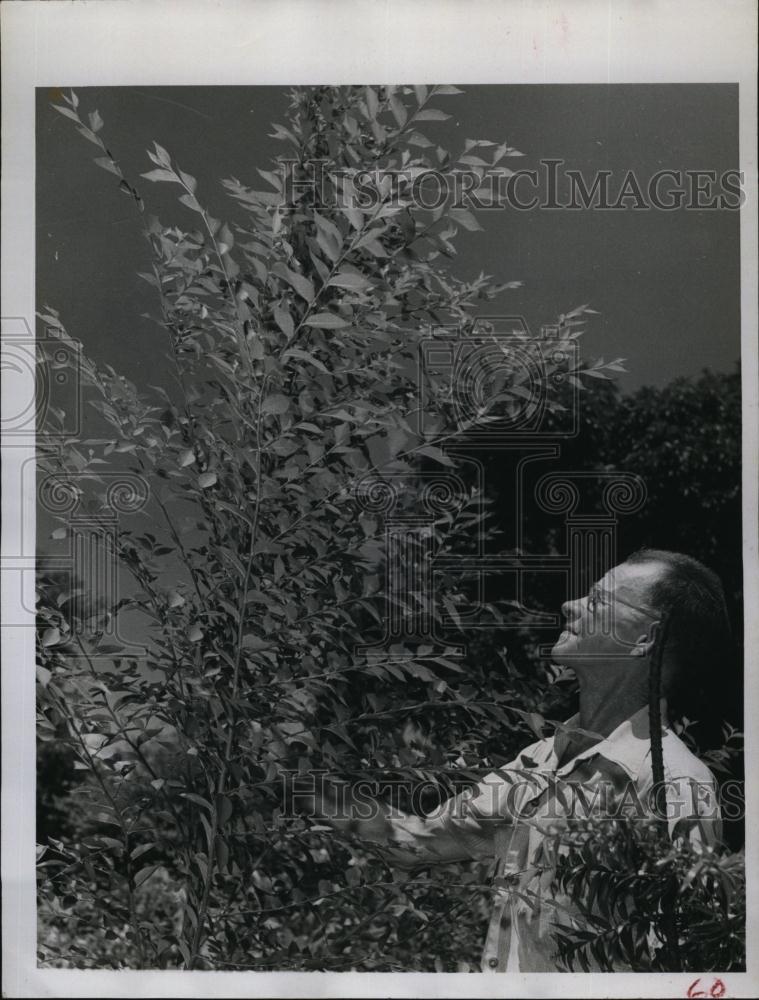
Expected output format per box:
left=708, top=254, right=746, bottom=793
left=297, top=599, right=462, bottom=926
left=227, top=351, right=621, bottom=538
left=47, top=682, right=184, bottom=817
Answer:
left=552, top=560, right=664, bottom=666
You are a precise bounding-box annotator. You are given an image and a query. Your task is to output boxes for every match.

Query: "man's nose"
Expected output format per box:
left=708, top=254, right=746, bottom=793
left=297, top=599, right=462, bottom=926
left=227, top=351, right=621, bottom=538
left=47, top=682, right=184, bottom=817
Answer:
left=561, top=597, right=581, bottom=620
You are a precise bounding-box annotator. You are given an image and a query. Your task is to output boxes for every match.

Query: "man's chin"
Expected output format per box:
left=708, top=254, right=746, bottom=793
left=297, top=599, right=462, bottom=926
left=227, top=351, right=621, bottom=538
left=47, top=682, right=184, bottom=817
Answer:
left=551, top=631, right=575, bottom=660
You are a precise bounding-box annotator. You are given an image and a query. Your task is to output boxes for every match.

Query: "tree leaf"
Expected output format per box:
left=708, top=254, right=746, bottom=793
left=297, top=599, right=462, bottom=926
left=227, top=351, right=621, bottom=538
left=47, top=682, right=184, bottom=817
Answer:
left=140, top=168, right=177, bottom=183
left=41, top=627, right=61, bottom=648
left=242, top=634, right=271, bottom=651
left=134, top=864, right=161, bottom=888
left=282, top=348, right=330, bottom=374
left=415, top=109, right=450, bottom=121
left=198, top=471, right=217, bottom=489
left=262, top=393, right=290, bottom=416
left=52, top=105, right=80, bottom=123
left=388, top=92, right=407, bottom=127
left=314, top=211, right=343, bottom=261
left=407, top=131, right=434, bottom=148
left=449, top=207, right=483, bottom=232
left=94, top=157, right=120, bottom=177
left=327, top=272, right=371, bottom=291
left=214, top=835, right=229, bottom=872
left=273, top=301, right=295, bottom=340
left=180, top=793, right=213, bottom=813
left=179, top=193, right=201, bottom=212
left=152, top=142, right=171, bottom=166
left=130, top=843, right=155, bottom=861
left=272, top=263, right=315, bottom=303
left=216, top=795, right=234, bottom=824
left=304, top=313, right=349, bottom=329
left=98, top=836, right=124, bottom=853
left=178, top=169, right=197, bottom=194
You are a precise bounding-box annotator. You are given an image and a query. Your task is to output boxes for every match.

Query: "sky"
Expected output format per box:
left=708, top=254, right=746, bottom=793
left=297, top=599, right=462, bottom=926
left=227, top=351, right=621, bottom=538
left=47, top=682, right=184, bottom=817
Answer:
left=36, top=84, right=741, bottom=395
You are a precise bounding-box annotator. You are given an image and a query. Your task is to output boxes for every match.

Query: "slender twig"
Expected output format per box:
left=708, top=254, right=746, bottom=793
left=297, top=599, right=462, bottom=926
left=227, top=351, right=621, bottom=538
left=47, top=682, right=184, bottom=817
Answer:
left=187, top=375, right=270, bottom=969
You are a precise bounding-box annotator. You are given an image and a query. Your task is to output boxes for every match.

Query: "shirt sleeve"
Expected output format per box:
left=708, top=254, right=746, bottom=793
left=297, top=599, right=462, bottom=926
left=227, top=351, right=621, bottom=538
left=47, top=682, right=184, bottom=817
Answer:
left=375, top=744, right=552, bottom=867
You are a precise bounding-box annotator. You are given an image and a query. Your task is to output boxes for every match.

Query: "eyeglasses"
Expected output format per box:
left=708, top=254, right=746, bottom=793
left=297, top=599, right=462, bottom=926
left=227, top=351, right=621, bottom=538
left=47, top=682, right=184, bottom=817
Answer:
left=585, top=584, right=660, bottom=622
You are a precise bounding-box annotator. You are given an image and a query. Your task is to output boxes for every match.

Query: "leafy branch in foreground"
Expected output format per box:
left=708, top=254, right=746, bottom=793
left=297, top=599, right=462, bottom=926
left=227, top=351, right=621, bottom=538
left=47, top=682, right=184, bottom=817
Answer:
left=546, top=817, right=745, bottom=973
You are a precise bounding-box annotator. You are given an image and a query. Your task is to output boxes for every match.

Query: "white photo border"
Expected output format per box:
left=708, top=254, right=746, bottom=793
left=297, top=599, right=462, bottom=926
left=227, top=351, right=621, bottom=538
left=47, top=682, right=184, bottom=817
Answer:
left=2, top=1, right=757, bottom=997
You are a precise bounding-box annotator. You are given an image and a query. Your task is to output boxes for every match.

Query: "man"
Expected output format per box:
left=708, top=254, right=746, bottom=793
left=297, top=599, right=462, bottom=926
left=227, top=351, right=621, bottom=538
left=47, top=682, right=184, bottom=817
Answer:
left=303, top=549, right=728, bottom=971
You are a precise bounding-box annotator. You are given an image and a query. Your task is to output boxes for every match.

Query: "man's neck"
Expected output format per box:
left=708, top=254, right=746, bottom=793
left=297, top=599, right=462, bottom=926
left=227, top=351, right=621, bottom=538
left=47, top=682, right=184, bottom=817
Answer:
left=556, top=678, right=649, bottom=768
left=577, top=671, right=649, bottom=740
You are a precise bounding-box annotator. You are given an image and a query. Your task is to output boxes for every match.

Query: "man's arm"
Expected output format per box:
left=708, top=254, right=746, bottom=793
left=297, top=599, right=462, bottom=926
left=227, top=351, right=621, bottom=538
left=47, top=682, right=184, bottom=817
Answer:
left=292, top=766, right=549, bottom=867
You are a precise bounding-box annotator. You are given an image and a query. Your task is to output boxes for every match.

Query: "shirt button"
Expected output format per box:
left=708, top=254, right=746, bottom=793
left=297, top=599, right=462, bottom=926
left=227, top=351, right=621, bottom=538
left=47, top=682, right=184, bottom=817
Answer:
left=488, top=957, right=499, bottom=969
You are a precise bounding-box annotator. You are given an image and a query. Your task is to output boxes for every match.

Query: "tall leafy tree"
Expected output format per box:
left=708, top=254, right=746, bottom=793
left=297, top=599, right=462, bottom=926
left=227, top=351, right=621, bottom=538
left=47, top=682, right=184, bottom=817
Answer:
left=37, top=85, right=597, bottom=970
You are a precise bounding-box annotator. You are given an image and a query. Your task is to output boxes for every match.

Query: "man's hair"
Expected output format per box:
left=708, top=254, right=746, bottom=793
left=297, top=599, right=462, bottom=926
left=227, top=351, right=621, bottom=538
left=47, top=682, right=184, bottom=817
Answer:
left=626, top=548, right=731, bottom=716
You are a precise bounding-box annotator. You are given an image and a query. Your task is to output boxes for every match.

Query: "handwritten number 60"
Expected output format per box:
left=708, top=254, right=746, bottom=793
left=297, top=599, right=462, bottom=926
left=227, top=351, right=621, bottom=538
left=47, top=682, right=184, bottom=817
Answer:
left=687, top=979, right=726, bottom=999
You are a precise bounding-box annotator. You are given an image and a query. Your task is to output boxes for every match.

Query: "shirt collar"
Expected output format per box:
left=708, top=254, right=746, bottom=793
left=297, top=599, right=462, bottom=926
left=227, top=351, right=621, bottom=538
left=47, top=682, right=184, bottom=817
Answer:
left=554, top=702, right=669, bottom=780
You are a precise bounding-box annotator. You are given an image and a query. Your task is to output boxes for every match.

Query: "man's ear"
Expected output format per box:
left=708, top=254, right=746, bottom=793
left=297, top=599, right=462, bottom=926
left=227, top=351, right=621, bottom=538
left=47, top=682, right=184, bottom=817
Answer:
left=630, top=619, right=661, bottom=658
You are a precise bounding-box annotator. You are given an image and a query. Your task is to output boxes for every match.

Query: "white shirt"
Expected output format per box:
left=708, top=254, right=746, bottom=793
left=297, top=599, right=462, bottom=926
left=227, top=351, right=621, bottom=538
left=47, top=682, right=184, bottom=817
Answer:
left=382, top=704, right=721, bottom=972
